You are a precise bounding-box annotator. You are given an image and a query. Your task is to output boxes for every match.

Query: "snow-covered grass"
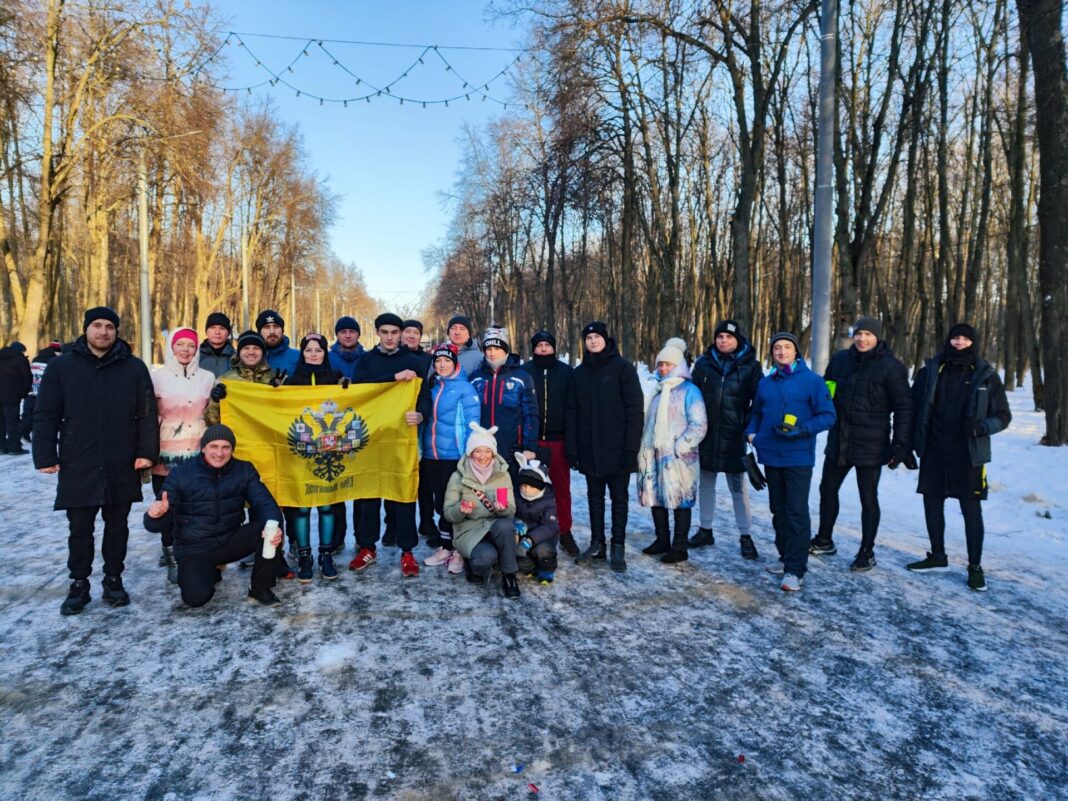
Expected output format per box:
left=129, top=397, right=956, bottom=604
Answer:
left=0, top=383, right=1065, bottom=800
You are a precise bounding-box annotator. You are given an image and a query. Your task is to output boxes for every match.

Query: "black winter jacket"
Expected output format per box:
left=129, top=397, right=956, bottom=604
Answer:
left=515, top=485, right=560, bottom=547
left=353, top=345, right=432, bottom=418
left=565, top=340, right=644, bottom=477
left=0, top=345, right=32, bottom=404
left=823, top=341, right=913, bottom=467
left=198, top=341, right=235, bottom=379
left=33, top=337, right=159, bottom=509
left=144, top=454, right=281, bottom=557
left=520, top=355, right=575, bottom=441
left=691, top=340, right=763, bottom=473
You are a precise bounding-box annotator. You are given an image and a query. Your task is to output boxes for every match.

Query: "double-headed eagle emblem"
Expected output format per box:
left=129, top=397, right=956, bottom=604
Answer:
left=287, top=399, right=370, bottom=482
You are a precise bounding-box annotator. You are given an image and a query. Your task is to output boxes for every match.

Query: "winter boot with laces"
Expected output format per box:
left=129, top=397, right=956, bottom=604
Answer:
left=688, top=527, right=714, bottom=548
left=809, top=538, right=837, bottom=556
left=501, top=573, right=521, bottom=599
left=739, top=535, right=759, bottom=560
left=559, top=532, right=580, bottom=557
left=576, top=538, right=606, bottom=565
left=296, top=547, right=314, bottom=583
left=318, top=549, right=338, bottom=580
left=161, top=545, right=179, bottom=585
left=850, top=549, right=876, bottom=572
left=643, top=507, right=671, bottom=556
left=967, top=564, right=987, bottom=592
left=102, top=575, right=130, bottom=607
left=60, top=579, right=91, bottom=616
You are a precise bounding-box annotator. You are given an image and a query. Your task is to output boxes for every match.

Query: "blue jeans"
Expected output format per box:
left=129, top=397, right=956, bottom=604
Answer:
left=765, top=466, right=814, bottom=577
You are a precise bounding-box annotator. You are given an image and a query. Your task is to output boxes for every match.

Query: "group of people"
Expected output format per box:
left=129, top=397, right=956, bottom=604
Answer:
left=16, top=302, right=1011, bottom=616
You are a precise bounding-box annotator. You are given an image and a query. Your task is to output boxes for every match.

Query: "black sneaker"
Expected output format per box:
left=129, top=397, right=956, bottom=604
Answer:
left=101, top=575, right=130, bottom=607
left=247, top=587, right=282, bottom=607
left=850, top=550, right=876, bottom=572
left=809, top=539, right=837, bottom=556
left=688, top=527, right=714, bottom=548
left=576, top=540, right=606, bottom=565
left=739, top=535, right=759, bottom=560
left=60, top=580, right=91, bottom=616
left=906, top=552, right=949, bottom=572
left=660, top=549, right=688, bottom=564
left=641, top=541, right=670, bottom=556
left=967, top=564, right=987, bottom=592
left=559, top=532, right=580, bottom=557
left=501, top=573, right=521, bottom=599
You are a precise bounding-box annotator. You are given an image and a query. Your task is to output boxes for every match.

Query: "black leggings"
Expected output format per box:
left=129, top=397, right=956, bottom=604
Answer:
left=923, top=494, right=984, bottom=566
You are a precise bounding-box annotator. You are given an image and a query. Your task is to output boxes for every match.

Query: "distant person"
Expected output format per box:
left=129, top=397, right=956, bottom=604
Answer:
left=257, top=309, right=299, bottom=375
left=907, top=323, right=1011, bottom=592
left=20, top=340, right=62, bottom=443
left=33, top=307, right=159, bottom=615
left=144, top=424, right=286, bottom=608
left=446, top=314, right=482, bottom=376
left=328, top=315, right=364, bottom=552
left=0, top=341, right=31, bottom=454
left=402, top=319, right=433, bottom=377
left=198, top=312, right=235, bottom=378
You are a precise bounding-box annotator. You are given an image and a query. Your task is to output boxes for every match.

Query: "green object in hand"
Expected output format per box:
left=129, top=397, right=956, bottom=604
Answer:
left=825, top=379, right=837, bottom=399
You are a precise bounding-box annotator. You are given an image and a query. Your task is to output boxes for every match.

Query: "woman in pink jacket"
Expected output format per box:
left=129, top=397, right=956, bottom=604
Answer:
left=150, top=328, right=215, bottom=582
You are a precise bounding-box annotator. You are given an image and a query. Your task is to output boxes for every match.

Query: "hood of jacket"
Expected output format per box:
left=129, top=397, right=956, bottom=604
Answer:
left=162, top=329, right=204, bottom=378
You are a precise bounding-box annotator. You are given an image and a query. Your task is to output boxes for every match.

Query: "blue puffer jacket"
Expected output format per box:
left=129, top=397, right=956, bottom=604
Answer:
left=328, top=341, right=364, bottom=380
left=745, top=358, right=836, bottom=468
left=264, top=335, right=299, bottom=374
left=421, top=369, right=482, bottom=461
left=469, top=357, right=539, bottom=457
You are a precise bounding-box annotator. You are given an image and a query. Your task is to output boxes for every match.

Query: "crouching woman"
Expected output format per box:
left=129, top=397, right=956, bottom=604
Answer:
left=444, top=423, right=521, bottom=599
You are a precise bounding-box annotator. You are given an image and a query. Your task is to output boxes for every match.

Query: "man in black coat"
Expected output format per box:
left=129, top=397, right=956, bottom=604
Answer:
left=690, top=320, right=764, bottom=558
left=0, top=341, right=32, bottom=454
left=145, top=424, right=285, bottom=607
left=20, top=340, right=62, bottom=442
left=565, top=321, right=644, bottom=572
left=33, top=307, right=159, bottom=615
left=811, top=316, right=914, bottom=571
left=520, top=330, right=578, bottom=555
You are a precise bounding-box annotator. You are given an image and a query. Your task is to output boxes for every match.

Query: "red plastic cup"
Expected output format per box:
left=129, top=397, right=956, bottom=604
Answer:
left=496, top=487, right=509, bottom=506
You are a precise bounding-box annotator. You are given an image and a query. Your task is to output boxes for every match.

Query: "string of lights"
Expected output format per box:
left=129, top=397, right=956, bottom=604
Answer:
left=186, top=31, right=527, bottom=109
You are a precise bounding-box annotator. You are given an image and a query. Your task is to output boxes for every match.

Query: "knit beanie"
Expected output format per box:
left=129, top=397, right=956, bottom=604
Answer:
left=236, top=330, right=266, bottom=353
left=255, top=309, right=284, bottom=331
left=948, top=323, right=977, bottom=342
left=83, top=306, right=120, bottom=331
left=205, top=312, right=232, bottom=333
left=334, top=315, right=360, bottom=335
left=530, top=330, right=557, bottom=352
left=482, top=326, right=510, bottom=352
left=200, top=423, right=236, bottom=449
left=655, top=342, right=686, bottom=367
left=402, top=319, right=424, bottom=333
left=851, top=316, right=883, bottom=340
left=374, top=312, right=404, bottom=330
left=770, top=331, right=800, bottom=352
left=447, top=315, right=474, bottom=338
left=714, top=320, right=743, bottom=339
left=171, top=327, right=199, bottom=348
left=432, top=343, right=459, bottom=365
left=582, top=321, right=609, bottom=340
left=466, top=422, right=499, bottom=456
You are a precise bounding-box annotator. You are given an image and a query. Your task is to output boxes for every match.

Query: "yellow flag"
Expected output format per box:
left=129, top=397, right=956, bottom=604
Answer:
left=220, top=380, right=421, bottom=506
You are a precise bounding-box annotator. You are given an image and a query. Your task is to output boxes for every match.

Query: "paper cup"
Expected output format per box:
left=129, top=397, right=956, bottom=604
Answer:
left=262, top=519, right=280, bottom=559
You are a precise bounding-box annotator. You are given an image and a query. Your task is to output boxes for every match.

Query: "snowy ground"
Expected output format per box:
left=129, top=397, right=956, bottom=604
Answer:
left=1, top=384, right=1066, bottom=801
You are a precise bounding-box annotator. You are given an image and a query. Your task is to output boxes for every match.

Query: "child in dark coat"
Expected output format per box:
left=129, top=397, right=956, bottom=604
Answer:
left=513, top=453, right=560, bottom=584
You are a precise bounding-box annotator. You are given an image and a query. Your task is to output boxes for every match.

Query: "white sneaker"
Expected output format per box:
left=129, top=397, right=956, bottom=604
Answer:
left=764, top=560, right=785, bottom=575
left=780, top=573, right=804, bottom=592
left=447, top=549, right=465, bottom=574
left=424, top=547, right=451, bottom=567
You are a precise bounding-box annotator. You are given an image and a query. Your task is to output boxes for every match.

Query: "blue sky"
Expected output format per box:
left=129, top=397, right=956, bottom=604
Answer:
left=216, top=1, right=525, bottom=307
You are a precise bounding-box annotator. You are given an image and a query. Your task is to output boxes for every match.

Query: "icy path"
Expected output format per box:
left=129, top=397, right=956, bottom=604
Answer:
left=1, top=386, right=1066, bottom=800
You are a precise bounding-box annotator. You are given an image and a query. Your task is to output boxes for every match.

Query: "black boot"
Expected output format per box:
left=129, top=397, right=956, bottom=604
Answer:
left=576, top=538, right=606, bottom=565
left=642, top=507, right=671, bottom=555
left=662, top=508, right=690, bottom=564
left=740, top=534, right=759, bottom=560
left=162, top=545, right=178, bottom=585
left=688, top=527, right=714, bottom=548
left=501, top=573, right=521, bottom=599
left=463, top=558, right=485, bottom=584
left=60, top=579, right=91, bottom=616
left=609, top=542, right=627, bottom=572
left=559, top=531, right=580, bottom=557
left=296, top=546, right=314, bottom=583
left=101, top=575, right=130, bottom=607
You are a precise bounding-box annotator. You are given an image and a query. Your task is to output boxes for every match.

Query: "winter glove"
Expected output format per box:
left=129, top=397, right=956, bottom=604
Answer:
left=970, top=421, right=988, bottom=438
left=270, top=369, right=288, bottom=388
left=210, top=383, right=227, bottom=401
left=773, top=425, right=808, bottom=439
left=340, top=376, right=351, bottom=389
left=513, top=520, right=528, bottom=538
left=888, top=447, right=918, bottom=471
left=518, top=536, right=534, bottom=552
left=741, top=451, right=767, bottom=492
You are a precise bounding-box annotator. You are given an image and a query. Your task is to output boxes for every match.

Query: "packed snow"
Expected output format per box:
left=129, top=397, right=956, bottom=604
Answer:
left=1, top=382, right=1065, bottom=800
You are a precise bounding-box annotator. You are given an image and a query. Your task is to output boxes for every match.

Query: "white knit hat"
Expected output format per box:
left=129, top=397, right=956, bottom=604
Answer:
left=655, top=337, right=686, bottom=367
left=466, top=422, right=499, bottom=456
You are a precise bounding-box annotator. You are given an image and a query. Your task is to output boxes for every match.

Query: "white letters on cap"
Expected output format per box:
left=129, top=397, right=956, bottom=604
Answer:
left=727, top=323, right=736, bottom=332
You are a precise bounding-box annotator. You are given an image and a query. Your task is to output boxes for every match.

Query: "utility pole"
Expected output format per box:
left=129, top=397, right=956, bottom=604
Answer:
left=290, top=272, right=297, bottom=336
left=138, top=145, right=152, bottom=363
left=240, top=226, right=250, bottom=331
left=315, top=288, right=321, bottom=335
left=811, top=0, right=838, bottom=374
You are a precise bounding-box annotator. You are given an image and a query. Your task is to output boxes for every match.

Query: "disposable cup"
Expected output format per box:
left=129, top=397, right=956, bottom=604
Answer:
left=496, top=487, right=509, bottom=507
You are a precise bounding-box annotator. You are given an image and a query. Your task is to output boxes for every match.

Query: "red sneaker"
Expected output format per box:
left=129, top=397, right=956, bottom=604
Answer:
left=400, top=551, right=420, bottom=578
left=348, top=547, right=377, bottom=571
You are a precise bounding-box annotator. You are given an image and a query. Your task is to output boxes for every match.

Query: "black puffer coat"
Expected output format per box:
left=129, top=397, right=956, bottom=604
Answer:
left=520, top=355, right=575, bottom=441
left=565, top=340, right=644, bottom=478
left=823, top=341, right=913, bottom=467
left=353, top=345, right=432, bottom=418
left=0, top=345, right=32, bottom=404
left=33, top=337, right=159, bottom=509
left=514, top=484, right=560, bottom=546
left=691, top=339, right=763, bottom=473
left=144, top=454, right=281, bottom=557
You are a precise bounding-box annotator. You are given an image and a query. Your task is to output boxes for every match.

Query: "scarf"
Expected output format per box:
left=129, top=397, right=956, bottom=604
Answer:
left=470, top=460, right=494, bottom=485
left=652, top=376, right=686, bottom=453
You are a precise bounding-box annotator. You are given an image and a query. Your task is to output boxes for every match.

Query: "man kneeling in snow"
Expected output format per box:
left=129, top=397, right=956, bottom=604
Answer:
left=144, top=424, right=285, bottom=607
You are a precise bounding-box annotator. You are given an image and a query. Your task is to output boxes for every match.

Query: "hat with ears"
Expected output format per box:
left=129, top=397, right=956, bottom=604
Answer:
left=465, top=422, right=499, bottom=456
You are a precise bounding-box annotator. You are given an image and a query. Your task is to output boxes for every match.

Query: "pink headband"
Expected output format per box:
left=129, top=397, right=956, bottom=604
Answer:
left=172, top=327, right=199, bottom=348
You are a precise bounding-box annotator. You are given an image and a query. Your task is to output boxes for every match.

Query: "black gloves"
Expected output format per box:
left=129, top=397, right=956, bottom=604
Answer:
left=888, top=447, right=918, bottom=470
left=741, top=451, right=767, bottom=491
left=970, top=421, right=988, bottom=438
left=270, top=369, right=288, bottom=388
left=340, top=377, right=351, bottom=389
left=210, top=383, right=227, bottom=401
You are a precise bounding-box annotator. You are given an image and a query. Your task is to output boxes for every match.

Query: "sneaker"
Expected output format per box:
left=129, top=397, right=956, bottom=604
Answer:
left=349, top=547, right=377, bottom=571
left=400, top=551, right=420, bottom=578
left=576, top=540, right=606, bottom=565
left=247, top=587, right=281, bottom=607
left=780, top=573, right=804, bottom=592
left=641, top=541, right=670, bottom=556
left=501, top=573, right=521, bottom=599
left=739, top=535, right=759, bottom=560
left=60, top=579, right=91, bottom=616
left=296, top=548, right=314, bottom=584
left=809, top=539, right=837, bottom=556
left=101, top=575, right=130, bottom=607
left=535, top=570, right=555, bottom=585
left=764, top=559, right=785, bottom=575
left=967, top=564, right=987, bottom=592
left=688, top=527, right=714, bottom=548
left=424, top=547, right=452, bottom=566
left=850, top=550, right=876, bottom=572
left=906, top=551, right=949, bottom=572
left=660, top=549, right=688, bottom=564
left=447, top=549, right=465, bottom=574
left=559, top=532, right=580, bottom=557
left=319, top=551, right=338, bottom=580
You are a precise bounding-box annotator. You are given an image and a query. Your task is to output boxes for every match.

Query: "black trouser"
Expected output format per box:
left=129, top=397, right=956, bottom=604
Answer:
left=470, top=518, right=520, bottom=576
left=530, top=541, right=558, bottom=573
left=177, top=521, right=280, bottom=607
left=20, top=395, right=35, bottom=440
left=765, top=466, right=813, bottom=578
left=151, top=474, right=175, bottom=548
left=817, top=461, right=882, bottom=551
left=332, top=501, right=361, bottom=550
left=357, top=499, right=418, bottom=551
left=923, top=494, right=985, bottom=566
left=418, top=459, right=458, bottom=544
left=66, top=503, right=132, bottom=580
left=1, top=402, right=20, bottom=451
left=586, top=472, right=631, bottom=545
